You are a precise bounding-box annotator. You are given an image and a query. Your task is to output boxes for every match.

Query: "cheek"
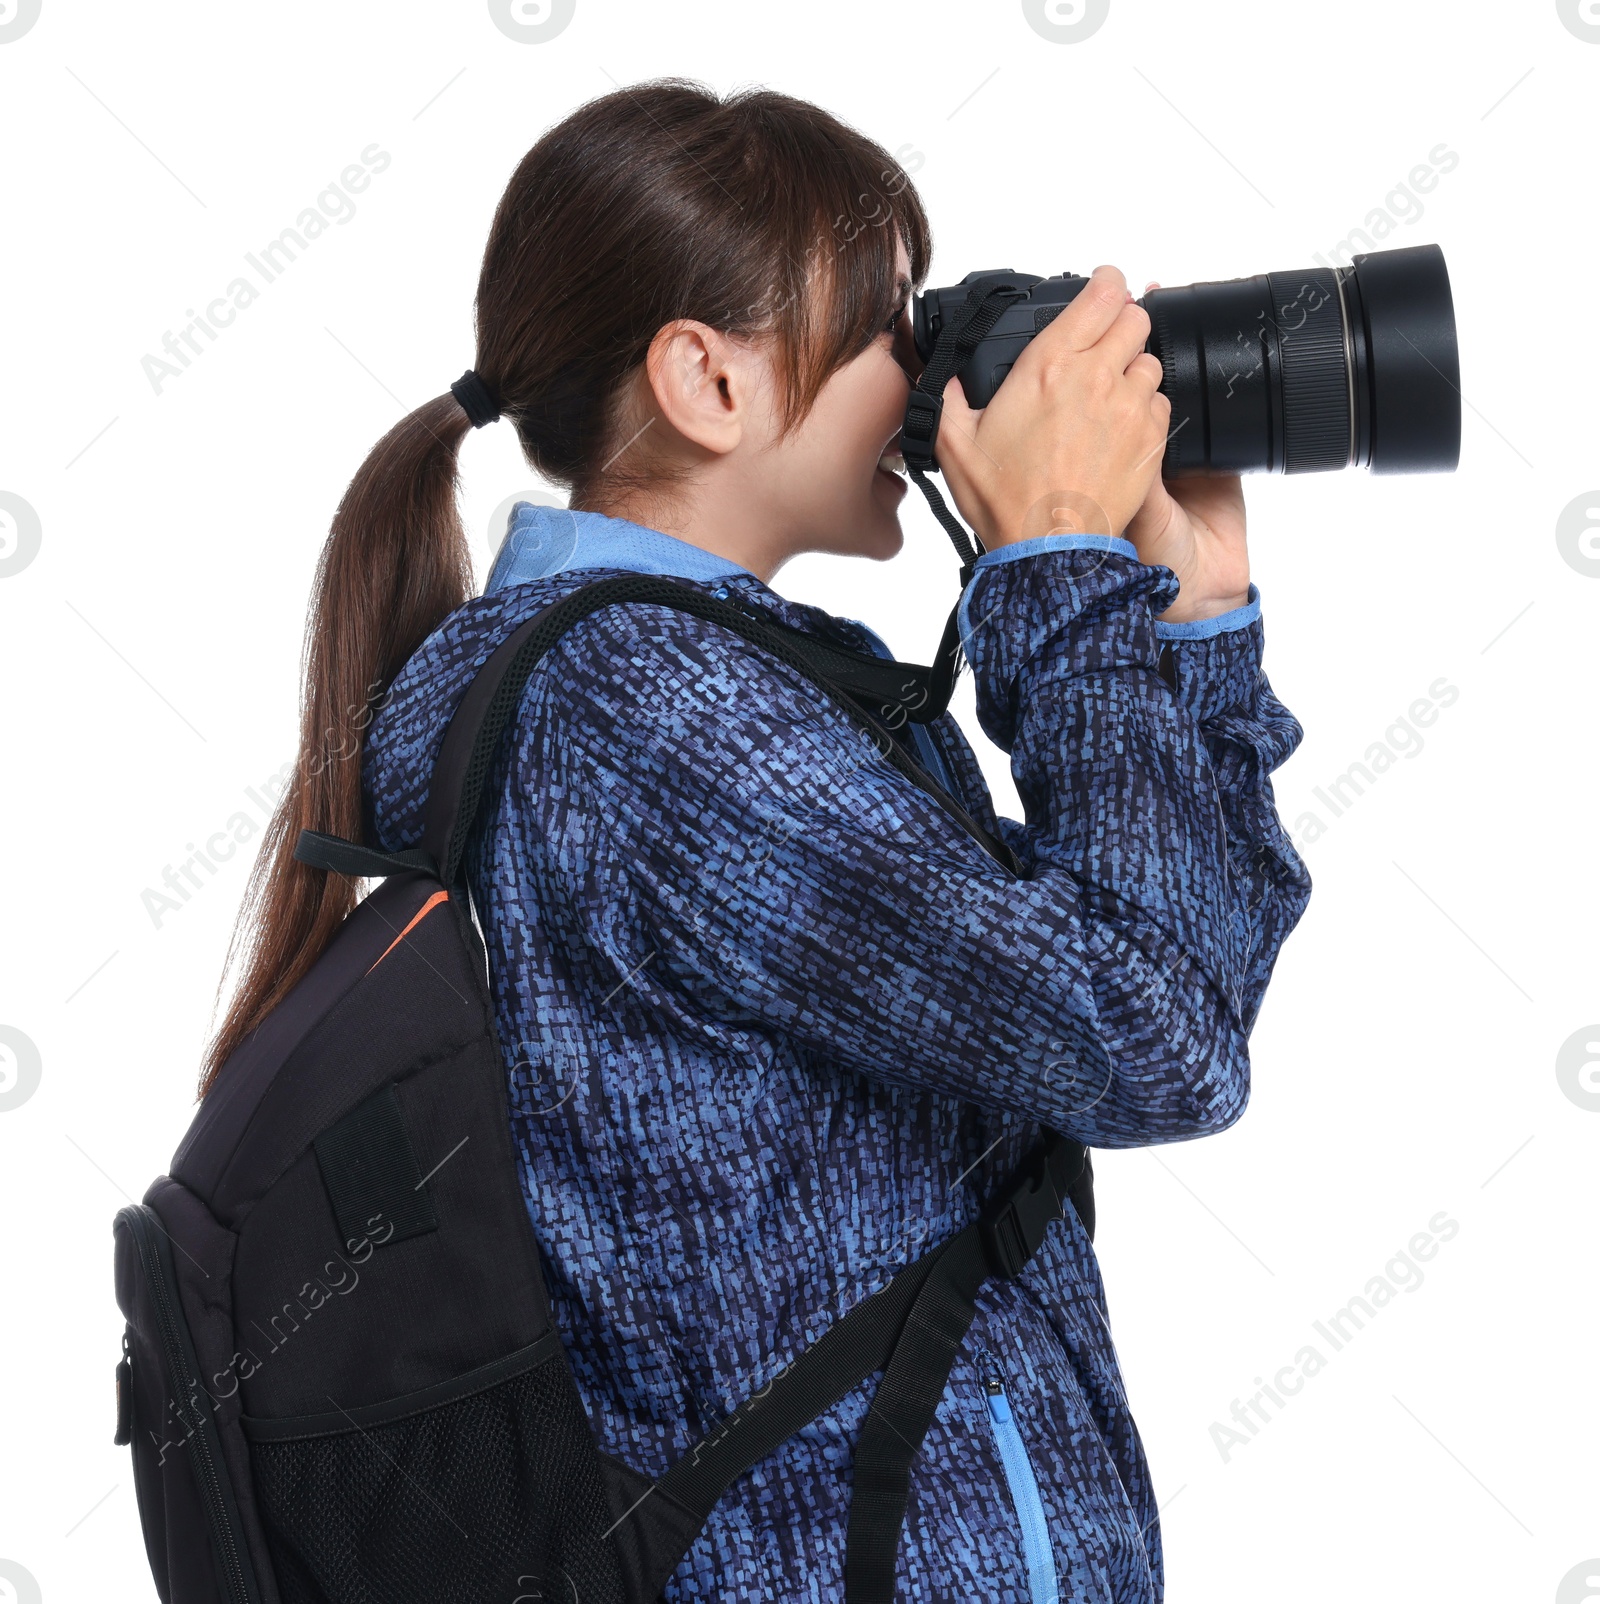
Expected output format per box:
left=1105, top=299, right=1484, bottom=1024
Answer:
left=795, top=350, right=906, bottom=493
left=874, top=371, right=910, bottom=446
left=848, top=346, right=905, bottom=426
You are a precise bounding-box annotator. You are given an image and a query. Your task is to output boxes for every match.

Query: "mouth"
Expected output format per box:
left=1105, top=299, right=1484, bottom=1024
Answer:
left=876, top=433, right=907, bottom=480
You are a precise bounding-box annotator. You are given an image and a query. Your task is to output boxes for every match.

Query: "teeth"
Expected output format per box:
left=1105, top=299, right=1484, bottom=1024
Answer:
left=877, top=450, right=905, bottom=474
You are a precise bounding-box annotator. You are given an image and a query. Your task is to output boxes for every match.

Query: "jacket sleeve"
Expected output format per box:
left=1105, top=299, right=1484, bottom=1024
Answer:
left=526, top=539, right=1310, bottom=1148
left=1150, top=582, right=1311, bottom=1031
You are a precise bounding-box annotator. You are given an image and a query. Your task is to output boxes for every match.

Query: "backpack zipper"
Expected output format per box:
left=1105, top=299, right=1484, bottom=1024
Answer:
left=115, top=1329, right=133, bottom=1445
left=980, top=1349, right=1060, bottom=1604
left=119, top=1204, right=255, bottom=1604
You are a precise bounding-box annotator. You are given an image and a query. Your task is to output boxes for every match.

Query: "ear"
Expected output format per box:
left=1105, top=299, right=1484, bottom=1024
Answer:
left=643, top=319, right=759, bottom=457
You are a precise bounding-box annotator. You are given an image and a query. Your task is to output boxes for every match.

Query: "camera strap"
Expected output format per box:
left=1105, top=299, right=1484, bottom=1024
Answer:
left=899, top=275, right=1032, bottom=712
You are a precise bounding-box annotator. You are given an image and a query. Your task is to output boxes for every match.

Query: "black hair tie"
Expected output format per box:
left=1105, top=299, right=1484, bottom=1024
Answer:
left=450, top=369, right=501, bottom=429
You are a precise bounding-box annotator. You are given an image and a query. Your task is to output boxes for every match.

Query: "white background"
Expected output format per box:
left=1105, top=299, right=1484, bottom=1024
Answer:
left=2, top=1, right=1596, bottom=1600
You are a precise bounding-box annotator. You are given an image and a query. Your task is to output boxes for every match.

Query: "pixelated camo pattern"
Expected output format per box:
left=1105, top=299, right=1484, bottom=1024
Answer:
left=362, top=545, right=1311, bottom=1602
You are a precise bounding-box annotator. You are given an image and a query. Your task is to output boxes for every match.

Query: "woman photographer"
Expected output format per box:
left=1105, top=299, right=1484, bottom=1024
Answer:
left=207, top=79, right=1310, bottom=1603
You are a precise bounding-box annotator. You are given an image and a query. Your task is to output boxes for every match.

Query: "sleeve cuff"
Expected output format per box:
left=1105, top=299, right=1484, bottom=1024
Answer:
left=962, top=539, right=1259, bottom=645
left=1156, top=584, right=1268, bottom=726
left=1154, top=583, right=1261, bottom=639
left=970, top=533, right=1142, bottom=569
left=958, top=534, right=1148, bottom=653
left=958, top=542, right=1179, bottom=753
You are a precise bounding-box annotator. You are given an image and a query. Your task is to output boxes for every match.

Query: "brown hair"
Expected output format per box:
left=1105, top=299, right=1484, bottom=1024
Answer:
left=199, top=78, right=932, bottom=1097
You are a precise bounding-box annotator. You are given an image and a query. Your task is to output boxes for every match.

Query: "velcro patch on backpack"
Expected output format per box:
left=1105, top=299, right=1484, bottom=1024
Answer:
left=313, top=1082, right=439, bottom=1252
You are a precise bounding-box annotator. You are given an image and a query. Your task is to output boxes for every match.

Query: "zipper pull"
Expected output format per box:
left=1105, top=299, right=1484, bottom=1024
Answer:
left=114, top=1329, right=133, bottom=1446
left=978, top=1348, right=1012, bottom=1418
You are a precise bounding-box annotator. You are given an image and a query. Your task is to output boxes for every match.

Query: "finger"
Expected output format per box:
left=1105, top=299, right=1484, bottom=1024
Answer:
left=1032, top=264, right=1129, bottom=358
left=1144, top=281, right=1161, bottom=295
left=938, top=369, right=977, bottom=428
left=1125, top=350, right=1164, bottom=395
left=1094, top=297, right=1155, bottom=372
left=932, top=372, right=980, bottom=484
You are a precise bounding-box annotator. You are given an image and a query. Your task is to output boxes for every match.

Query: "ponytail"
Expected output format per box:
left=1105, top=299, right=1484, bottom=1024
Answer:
left=197, top=397, right=474, bottom=1095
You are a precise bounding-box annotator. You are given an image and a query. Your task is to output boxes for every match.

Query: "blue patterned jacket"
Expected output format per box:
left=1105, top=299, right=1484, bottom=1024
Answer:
left=362, top=501, right=1311, bottom=1602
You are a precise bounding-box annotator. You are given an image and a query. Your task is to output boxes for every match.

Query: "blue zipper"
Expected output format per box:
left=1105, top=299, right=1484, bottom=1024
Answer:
left=980, top=1350, right=1059, bottom=1604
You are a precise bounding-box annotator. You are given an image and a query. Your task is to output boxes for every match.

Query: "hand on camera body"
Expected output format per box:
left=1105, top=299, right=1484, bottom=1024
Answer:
left=932, top=265, right=1250, bottom=625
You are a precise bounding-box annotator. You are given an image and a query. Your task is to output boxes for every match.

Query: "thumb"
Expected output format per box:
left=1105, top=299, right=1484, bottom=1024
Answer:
left=931, top=372, right=982, bottom=498
left=1123, top=472, right=1178, bottom=554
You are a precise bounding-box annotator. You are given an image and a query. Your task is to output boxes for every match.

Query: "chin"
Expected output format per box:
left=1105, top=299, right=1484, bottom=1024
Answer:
left=856, top=488, right=907, bottom=560
left=849, top=518, right=904, bottom=562
left=808, top=485, right=906, bottom=562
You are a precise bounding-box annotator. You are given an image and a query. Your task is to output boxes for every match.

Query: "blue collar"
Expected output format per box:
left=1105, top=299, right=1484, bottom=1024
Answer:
left=486, top=502, right=754, bottom=593
left=486, top=499, right=905, bottom=660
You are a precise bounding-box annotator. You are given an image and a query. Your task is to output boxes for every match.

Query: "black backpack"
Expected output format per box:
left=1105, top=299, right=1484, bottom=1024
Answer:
left=112, top=575, right=1095, bottom=1604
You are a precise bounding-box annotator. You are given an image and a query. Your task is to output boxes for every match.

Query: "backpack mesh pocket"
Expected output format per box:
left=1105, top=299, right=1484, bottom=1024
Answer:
left=243, top=1337, right=627, bottom=1604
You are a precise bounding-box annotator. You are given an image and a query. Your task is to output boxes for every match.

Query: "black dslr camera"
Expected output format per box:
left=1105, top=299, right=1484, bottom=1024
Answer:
left=907, top=242, right=1460, bottom=478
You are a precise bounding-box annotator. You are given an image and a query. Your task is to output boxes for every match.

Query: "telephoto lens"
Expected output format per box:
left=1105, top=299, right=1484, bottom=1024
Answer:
left=909, top=243, right=1460, bottom=477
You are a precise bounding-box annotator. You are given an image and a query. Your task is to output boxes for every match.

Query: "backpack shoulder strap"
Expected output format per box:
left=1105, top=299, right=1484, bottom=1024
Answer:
left=638, top=1129, right=1091, bottom=1601
left=418, top=573, right=1019, bottom=886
